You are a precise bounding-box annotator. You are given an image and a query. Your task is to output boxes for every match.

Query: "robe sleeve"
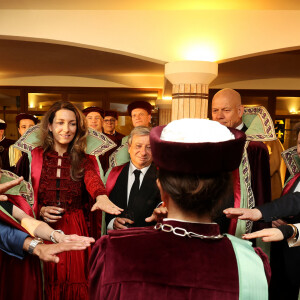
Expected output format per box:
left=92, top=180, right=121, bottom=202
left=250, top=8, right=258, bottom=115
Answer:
left=84, top=156, right=107, bottom=199
left=247, top=141, right=272, bottom=231
left=247, top=141, right=271, bottom=206
left=258, top=192, right=300, bottom=222
left=15, top=152, right=30, bottom=182
left=89, top=236, right=108, bottom=300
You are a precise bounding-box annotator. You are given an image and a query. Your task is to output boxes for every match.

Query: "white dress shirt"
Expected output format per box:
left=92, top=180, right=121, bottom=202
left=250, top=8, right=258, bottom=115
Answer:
left=236, top=122, right=245, bottom=130
left=107, top=161, right=151, bottom=230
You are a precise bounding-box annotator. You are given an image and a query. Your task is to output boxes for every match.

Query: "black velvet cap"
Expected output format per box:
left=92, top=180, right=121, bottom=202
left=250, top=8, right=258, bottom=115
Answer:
left=127, top=101, right=153, bottom=116
left=16, top=113, right=38, bottom=125
left=104, top=110, right=118, bottom=119
left=0, top=120, right=6, bottom=130
left=82, top=106, right=104, bottom=118
left=150, top=126, right=246, bottom=175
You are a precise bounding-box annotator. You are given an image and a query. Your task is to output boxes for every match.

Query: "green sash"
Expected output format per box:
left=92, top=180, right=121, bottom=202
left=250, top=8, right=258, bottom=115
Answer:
left=226, top=234, right=268, bottom=300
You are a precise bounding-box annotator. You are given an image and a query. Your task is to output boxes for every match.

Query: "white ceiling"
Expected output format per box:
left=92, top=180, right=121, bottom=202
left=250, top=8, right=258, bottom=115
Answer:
left=1, top=0, right=300, bottom=10
left=1, top=0, right=300, bottom=99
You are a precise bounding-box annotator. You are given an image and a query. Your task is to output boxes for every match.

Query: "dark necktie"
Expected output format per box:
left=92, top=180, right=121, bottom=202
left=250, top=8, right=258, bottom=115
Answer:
left=127, top=169, right=141, bottom=210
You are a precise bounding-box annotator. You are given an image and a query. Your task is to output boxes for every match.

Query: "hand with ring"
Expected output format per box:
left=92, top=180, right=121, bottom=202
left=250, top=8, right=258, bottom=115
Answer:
left=40, top=206, right=65, bottom=224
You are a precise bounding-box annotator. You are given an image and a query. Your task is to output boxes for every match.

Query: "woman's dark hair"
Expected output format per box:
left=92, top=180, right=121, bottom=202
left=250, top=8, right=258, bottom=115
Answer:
left=39, top=101, right=88, bottom=181
left=158, top=168, right=232, bottom=217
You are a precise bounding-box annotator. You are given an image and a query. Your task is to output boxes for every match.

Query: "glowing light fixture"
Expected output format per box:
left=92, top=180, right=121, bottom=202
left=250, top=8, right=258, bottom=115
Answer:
left=165, top=60, right=218, bottom=85
left=183, top=44, right=218, bottom=62
left=162, top=96, right=172, bottom=100
left=290, top=108, right=297, bottom=114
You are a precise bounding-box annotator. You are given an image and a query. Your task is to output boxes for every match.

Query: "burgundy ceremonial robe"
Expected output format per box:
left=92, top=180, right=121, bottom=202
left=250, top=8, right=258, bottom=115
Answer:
left=89, top=220, right=270, bottom=300
left=227, top=141, right=271, bottom=235
left=0, top=194, right=43, bottom=300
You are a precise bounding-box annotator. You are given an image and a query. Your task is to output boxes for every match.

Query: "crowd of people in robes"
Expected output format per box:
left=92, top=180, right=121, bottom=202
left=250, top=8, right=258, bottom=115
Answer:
left=0, top=89, right=300, bottom=300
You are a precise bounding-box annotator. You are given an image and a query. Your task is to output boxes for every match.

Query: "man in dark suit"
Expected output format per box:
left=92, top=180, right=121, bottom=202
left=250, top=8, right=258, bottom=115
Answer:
left=105, top=126, right=160, bottom=230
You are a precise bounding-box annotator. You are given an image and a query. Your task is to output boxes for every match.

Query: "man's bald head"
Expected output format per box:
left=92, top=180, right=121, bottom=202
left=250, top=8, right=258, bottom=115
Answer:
left=211, top=88, right=244, bottom=128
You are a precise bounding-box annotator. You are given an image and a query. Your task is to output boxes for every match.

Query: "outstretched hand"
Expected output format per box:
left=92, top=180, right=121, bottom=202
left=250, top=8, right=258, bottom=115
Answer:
left=34, top=241, right=92, bottom=263
left=242, top=228, right=284, bottom=242
left=223, top=208, right=262, bottom=221
left=91, top=195, right=123, bottom=215
left=0, top=176, right=24, bottom=201
left=56, top=234, right=95, bottom=245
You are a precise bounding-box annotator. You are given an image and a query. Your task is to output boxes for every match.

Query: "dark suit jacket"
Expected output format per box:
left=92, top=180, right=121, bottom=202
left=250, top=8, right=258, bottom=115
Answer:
left=258, top=174, right=300, bottom=290
left=106, top=162, right=161, bottom=229
left=258, top=190, right=300, bottom=222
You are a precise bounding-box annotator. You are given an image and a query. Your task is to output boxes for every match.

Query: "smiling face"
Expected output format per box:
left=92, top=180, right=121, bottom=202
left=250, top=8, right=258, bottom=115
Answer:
left=131, top=108, right=151, bottom=128
left=49, top=109, right=77, bottom=152
left=18, top=119, right=35, bottom=136
left=86, top=111, right=103, bottom=132
left=128, top=134, right=152, bottom=169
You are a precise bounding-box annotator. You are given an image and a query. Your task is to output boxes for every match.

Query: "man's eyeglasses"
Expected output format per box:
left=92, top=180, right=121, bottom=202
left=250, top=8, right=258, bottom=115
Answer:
left=103, top=119, right=116, bottom=124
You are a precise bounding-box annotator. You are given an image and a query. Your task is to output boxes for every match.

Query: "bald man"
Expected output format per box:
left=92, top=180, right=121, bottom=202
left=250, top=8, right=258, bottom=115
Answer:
left=212, top=88, right=272, bottom=239
left=212, top=88, right=245, bottom=130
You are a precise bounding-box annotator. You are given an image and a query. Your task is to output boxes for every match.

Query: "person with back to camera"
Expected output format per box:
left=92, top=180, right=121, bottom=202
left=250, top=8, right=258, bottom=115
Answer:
left=89, top=118, right=270, bottom=300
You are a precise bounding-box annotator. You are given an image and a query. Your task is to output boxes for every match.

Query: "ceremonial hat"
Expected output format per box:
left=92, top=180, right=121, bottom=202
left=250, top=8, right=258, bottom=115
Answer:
left=82, top=106, right=104, bottom=118
left=104, top=110, right=118, bottom=119
left=0, top=119, right=7, bottom=130
left=16, top=113, right=38, bottom=125
left=150, top=119, right=246, bottom=175
left=127, top=101, right=153, bottom=116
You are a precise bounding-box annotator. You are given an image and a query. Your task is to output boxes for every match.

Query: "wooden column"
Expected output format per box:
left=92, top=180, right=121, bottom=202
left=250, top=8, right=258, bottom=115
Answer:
left=171, top=83, right=209, bottom=121
left=156, top=99, right=172, bottom=125
left=165, top=61, right=218, bottom=122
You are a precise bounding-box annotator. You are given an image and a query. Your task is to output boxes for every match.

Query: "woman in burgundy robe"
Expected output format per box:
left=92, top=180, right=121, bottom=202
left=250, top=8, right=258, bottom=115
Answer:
left=16, top=101, right=122, bottom=300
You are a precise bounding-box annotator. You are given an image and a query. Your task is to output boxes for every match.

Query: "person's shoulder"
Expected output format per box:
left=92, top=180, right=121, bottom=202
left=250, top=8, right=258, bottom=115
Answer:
left=247, top=140, right=268, bottom=152
left=6, top=138, right=15, bottom=144
left=107, top=226, right=156, bottom=240
left=115, top=131, right=125, bottom=138
left=94, top=227, right=156, bottom=250
left=108, top=162, right=129, bottom=176
left=1, top=138, right=15, bottom=147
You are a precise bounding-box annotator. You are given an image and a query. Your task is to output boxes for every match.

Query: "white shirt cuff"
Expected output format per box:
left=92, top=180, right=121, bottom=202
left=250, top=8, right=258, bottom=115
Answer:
left=107, top=218, right=115, bottom=231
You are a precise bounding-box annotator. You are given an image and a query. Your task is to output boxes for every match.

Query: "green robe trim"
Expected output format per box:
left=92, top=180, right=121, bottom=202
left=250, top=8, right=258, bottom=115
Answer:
left=226, top=234, right=268, bottom=300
